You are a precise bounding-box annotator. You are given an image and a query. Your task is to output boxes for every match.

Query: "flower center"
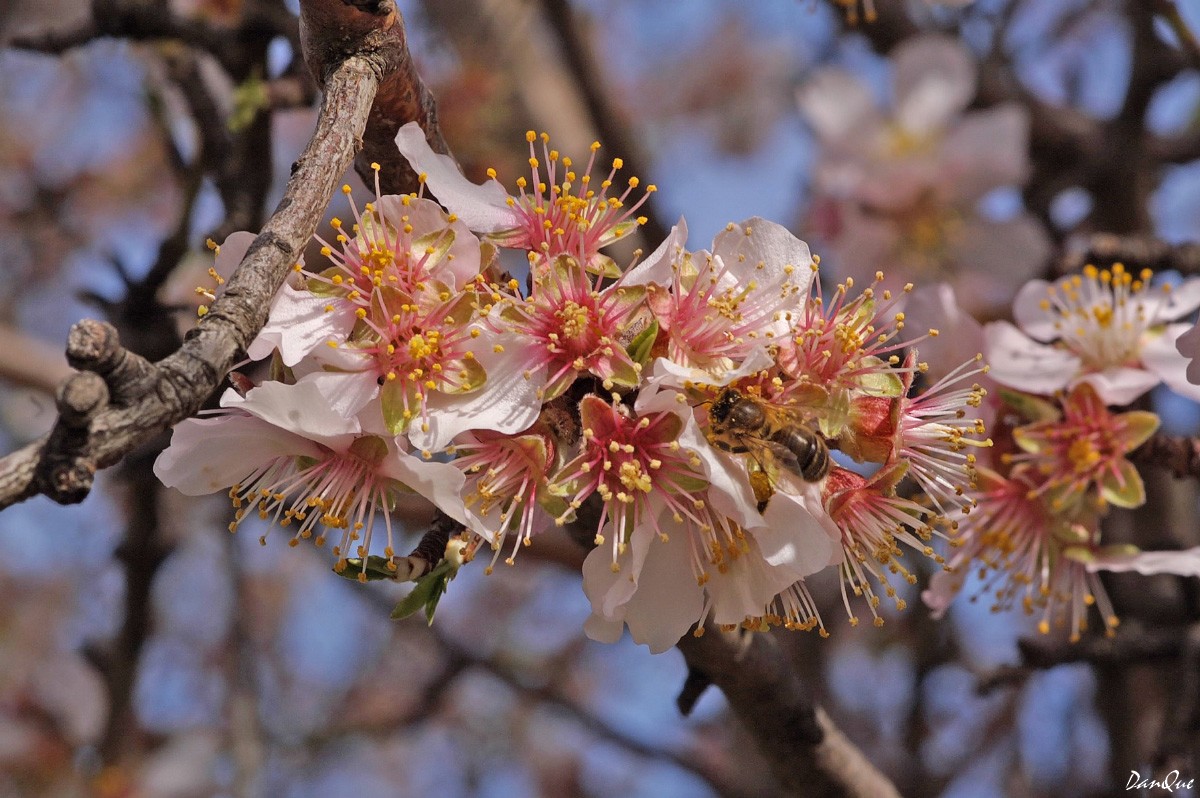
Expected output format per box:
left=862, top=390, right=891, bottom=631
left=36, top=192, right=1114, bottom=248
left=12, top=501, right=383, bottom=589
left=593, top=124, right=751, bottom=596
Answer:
left=556, top=300, right=591, bottom=340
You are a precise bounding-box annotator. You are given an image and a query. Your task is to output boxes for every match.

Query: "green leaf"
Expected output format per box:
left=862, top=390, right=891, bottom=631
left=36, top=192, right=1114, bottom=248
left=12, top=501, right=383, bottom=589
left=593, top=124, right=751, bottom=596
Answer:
left=998, top=387, right=1061, bottom=423
left=335, top=555, right=399, bottom=582
left=229, top=70, right=268, bottom=133
left=389, top=559, right=456, bottom=623
left=625, top=319, right=659, bottom=368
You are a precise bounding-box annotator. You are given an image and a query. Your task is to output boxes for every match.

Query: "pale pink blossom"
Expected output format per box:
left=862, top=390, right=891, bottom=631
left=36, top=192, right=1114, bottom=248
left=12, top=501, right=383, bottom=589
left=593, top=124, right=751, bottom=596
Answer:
left=395, top=123, right=653, bottom=273
left=798, top=34, right=1049, bottom=315
left=987, top=264, right=1200, bottom=404
left=247, top=188, right=483, bottom=369
left=493, top=255, right=645, bottom=402
left=153, top=380, right=469, bottom=580
left=575, top=387, right=838, bottom=652
left=625, top=217, right=814, bottom=374
left=1010, top=381, right=1159, bottom=511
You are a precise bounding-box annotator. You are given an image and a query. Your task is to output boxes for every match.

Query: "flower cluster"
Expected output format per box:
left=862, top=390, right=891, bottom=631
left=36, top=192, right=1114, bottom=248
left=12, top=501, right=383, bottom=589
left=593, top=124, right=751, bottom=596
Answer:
left=923, top=268, right=1200, bottom=640
left=798, top=34, right=1049, bottom=317
left=156, top=124, right=993, bottom=652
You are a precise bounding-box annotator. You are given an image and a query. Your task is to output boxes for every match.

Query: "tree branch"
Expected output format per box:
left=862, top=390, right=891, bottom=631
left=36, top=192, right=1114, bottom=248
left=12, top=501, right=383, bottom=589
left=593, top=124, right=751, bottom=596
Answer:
left=0, top=1, right=443, bottom=510
left=676, top=626, right=902, bottom=798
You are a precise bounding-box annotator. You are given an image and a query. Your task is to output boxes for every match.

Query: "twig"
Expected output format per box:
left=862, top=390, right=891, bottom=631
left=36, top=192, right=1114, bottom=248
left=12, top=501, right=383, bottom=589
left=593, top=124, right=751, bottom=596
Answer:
left=0, top=0, right=435, bottom=510
left=1055, top=233, right=1200, bottom=278
left=677, top=625, right=902, bottom=798
left=1131, top=434, right=1200, bottom=481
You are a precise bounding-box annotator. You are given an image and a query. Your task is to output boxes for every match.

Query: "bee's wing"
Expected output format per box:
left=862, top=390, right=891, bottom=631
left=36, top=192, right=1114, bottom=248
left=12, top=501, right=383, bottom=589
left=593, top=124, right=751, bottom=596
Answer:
left=740, top=435, right=808, bottom=496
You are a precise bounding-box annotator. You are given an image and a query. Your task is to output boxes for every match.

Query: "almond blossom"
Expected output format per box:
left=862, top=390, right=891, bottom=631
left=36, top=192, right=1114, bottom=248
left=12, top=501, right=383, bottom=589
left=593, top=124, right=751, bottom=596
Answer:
left=1009, top=381, right=1159, bottom=512
left=492, top=254, right=645, bottom=402
left=152, top=380, right=469, bottom=581
left=922, top=466, right=1120, bottom=641
left=395, top=122, right=654, bottom=274
left=624, top=217, right=814, bottom=374
left=988, top=264, right=1200, bottom=405
left=798, top=34, right=1049, bottom=315
left=575, top=387, right=838, bottom=652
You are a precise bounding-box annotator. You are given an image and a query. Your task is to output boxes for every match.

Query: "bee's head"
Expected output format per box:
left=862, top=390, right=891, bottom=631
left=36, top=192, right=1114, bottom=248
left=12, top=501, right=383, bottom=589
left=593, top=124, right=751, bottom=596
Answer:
left=709, top=388, right=742, bottom=424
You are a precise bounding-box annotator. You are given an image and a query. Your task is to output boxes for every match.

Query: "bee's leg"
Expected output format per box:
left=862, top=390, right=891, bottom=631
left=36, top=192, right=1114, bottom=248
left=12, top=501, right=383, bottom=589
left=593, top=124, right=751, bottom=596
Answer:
left=710, top=438, right=750, bottom=455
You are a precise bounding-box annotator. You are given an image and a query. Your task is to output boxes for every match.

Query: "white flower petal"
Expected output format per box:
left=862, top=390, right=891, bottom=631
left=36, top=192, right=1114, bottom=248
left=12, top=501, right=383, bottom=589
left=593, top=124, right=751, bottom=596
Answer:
left=374, top=195, right=483, bottom=291
left=940, top=104, right=1030, bottom=200
left=623, top=217, right=688, bottom=287
left=1141, top=324, right=1200, bottom=401
left=619, top=528, right=707, bottom=653
left=291, top=367, right=380, bottom=422
left=1011, top=279, right=1058, bottom=341
left=379, top=450, right=470, bottom=528
left=754, top=489, right=839, bottom=575
left=797, top=68, right=879, bottom=143
left=893, top=34, right=976, bottom=137
left=711, top=217, right=816, bottom=295
left=408, top=331, right=545, bottom=451
left=153, top=414, right=320, bottom=495
left=1088, top=547, right=1200, bottom=577
left=226, top=379, right=361, bottom=445
left=983, top=321, right=1079, bottom=395
left=1157, top=278, right=1200, bottom=322
left=213, top=231, right=256, bottom=281
left=394, top=122, right=522, bottom=234
left=246, top=283, right=357, bottom=366
left=1073, top=367, right=1161, bottom=406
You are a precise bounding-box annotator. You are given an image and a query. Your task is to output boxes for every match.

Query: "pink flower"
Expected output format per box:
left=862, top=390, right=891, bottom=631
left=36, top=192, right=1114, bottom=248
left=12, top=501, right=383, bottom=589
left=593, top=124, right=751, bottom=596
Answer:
left=922, top=467, right=1118, bottom=641
left=248, top=180, right=483, bottom=368
left=625, top=217, right=815, bottom=373
left=395, top=123, right=654, bottom=273
left=798, top=35, right=1049, bottom=315
left=450, top=426, right=560, bottom=569
left=153, top=380, right=469, bottom=581
left=571, top=387, right=838, bottom=652
left=824, top=463, right=948, bottom=627
left=494, top=255, right=645, bottom=402
left=989, top=264, right=1200, bottom=404
left=1010, top=382, right=1159, bottom=511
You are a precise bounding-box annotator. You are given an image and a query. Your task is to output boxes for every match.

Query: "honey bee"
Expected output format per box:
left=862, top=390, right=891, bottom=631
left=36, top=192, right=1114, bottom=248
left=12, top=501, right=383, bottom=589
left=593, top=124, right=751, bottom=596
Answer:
left=705, top=387, right=830, bottom=511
